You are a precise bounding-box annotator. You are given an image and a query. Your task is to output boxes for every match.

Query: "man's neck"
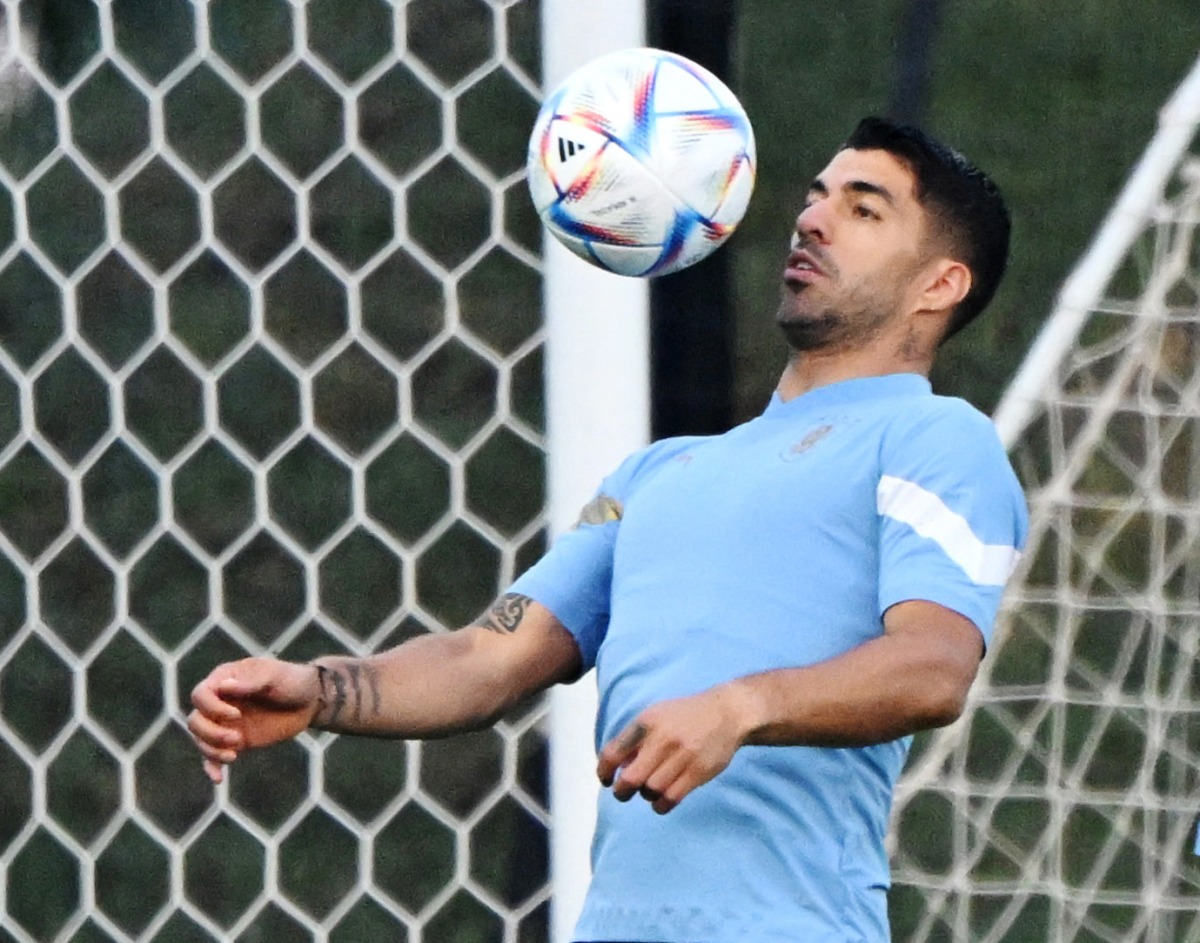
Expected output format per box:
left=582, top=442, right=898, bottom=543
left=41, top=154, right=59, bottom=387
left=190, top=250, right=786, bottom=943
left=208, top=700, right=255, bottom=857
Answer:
left=775, top=345, right=933, bottom=402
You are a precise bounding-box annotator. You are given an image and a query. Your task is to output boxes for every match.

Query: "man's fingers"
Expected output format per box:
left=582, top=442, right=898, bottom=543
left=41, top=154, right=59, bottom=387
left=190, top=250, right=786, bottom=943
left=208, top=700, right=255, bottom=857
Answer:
left=202, top=758, right=226, bottom=784
left=597, top=721, right=648, bottom=786
left=187, top=657, right=319, bottom=789
left=190, top=731, right=238, bottom=765
left=609, top=750, right=643, bottom=799
left=190, top=658, right=284, bottom=715
left=617, top=746, right=690, bottom=805
left=647, top=765, right=701, bottom=815
left=611, top=771, right=642, bottom=802
left=187, top=714, right=240, bottom=761
left=641, top=749, right=690, bottom=797
left=610, top=730, right=690, bottom=803
left=190, top=680, right=244, bottom=721
left=186, top=710, right=243, bottom=750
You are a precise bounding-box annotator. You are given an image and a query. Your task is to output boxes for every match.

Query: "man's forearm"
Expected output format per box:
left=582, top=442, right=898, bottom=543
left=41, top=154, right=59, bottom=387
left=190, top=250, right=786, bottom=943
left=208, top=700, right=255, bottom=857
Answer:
left=723, top=605, right=983, bottom=748
left=309, top=629, right=519, bottom=737
left=307, top=595, right=582, bottom=738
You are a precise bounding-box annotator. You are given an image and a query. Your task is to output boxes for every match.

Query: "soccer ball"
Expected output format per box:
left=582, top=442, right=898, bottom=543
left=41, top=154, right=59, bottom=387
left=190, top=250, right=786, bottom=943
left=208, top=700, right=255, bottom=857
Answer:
left=526, top=47, right=756, bottom=278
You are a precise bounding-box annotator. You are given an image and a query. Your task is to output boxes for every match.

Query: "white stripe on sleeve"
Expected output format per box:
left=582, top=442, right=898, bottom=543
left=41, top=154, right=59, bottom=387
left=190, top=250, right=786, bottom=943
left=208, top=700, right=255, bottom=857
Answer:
left=877, top=475, right=1020, bottom=587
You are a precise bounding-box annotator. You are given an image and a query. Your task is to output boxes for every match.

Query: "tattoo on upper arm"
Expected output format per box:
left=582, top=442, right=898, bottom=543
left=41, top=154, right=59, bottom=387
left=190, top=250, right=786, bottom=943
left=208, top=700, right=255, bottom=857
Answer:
left=575, top=493, right=623, bottom=527
left=474, top=593, right=534, bottom=634
left=314, top=662, right=382, bottom=730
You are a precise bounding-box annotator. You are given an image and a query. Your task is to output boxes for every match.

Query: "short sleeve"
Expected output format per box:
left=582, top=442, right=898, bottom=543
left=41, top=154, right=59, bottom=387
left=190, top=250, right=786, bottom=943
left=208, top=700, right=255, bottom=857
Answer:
left=509, top=514, right=617, bottom=671
left=876, top=400, right=1028, bottom=646
left=509, top=435, right=711, bottom=670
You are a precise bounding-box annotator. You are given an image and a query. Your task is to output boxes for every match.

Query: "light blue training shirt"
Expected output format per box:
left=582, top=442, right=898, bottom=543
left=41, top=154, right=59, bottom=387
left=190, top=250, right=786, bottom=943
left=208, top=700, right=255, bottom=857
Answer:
left=512, top=373, right=1028, bottom=943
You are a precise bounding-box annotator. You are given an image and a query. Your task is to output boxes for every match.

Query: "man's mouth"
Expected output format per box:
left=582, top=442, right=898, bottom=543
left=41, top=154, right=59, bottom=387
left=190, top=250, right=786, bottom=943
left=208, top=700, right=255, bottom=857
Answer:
left=784, top=247, right=826, bottom=284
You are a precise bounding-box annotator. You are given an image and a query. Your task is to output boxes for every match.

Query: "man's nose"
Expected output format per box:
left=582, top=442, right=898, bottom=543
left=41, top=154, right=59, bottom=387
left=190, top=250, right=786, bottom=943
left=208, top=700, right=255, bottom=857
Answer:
left=794, top=201, right=830, bottom=245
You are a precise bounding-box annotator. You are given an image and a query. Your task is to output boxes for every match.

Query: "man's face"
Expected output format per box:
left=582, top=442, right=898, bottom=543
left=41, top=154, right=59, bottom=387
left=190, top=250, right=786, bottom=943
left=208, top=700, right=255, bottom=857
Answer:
left=776, top=147, right=933, bottom=352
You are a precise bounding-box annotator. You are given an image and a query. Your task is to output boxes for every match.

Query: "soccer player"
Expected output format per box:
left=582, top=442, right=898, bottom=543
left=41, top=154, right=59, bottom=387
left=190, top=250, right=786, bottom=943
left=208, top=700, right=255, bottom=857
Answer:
left=188, top=116, right=1028, bottom=942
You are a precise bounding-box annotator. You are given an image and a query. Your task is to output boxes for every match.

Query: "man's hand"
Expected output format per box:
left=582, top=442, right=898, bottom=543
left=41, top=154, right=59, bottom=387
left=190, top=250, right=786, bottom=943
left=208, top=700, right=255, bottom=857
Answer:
left=187, top=657, right=321, bottom=785
left=596, top=686, right=750, bottom=815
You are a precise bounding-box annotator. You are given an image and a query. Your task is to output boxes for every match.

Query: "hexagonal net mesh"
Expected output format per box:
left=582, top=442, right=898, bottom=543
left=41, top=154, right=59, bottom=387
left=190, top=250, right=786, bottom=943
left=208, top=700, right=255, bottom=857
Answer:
left=0, top=1, right=552, bottom=940
left=889, top=93, right=1200, bottom=941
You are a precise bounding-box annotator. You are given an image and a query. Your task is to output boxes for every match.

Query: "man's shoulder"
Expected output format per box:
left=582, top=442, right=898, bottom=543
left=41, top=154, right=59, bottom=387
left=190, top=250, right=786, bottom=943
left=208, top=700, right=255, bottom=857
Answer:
left=885, top=391, right=1000, bottom=443
left=611, top=434, right=714, bottom=484
left=876, top=392, right=1018, bottom=489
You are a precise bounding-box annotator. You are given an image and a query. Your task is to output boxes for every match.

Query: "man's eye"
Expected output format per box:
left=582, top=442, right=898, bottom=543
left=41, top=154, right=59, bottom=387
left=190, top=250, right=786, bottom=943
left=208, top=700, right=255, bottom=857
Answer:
left=854, top=205, right=880, bottom=220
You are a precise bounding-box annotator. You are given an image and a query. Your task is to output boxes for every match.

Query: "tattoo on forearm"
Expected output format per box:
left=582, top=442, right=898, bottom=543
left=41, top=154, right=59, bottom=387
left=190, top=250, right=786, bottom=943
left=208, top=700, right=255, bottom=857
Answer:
left=348, top=663, right=364, bottom=724
left=474, top=593, right=534, bottom=634
left=314, top=662, right=382, bottom=730
left=315, top=665, right=345, bottom=728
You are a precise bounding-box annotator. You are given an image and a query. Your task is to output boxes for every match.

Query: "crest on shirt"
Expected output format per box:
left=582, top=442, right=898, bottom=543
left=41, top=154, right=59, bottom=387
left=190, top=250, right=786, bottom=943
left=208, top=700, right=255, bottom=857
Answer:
left=786, top=423, right=834, bottom=458
left=575, top=494, right=623, bottom=527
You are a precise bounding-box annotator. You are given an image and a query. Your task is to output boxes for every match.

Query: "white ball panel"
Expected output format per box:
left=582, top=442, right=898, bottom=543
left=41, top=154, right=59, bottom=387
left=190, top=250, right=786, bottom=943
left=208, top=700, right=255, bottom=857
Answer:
left=543, top=143, right=680, bottom=245
left=650, top=55, right=728, bottom=112
left=649, top=117, right=752, bottom=216
left=589, top=242, right=669, bottom=277
left=544, top=228, right=667, bottom=278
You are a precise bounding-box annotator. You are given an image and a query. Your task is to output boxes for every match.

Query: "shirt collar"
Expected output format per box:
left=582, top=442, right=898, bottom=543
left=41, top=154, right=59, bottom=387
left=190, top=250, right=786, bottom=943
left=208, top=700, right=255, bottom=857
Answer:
left=761, top=373, right=932, bottom=418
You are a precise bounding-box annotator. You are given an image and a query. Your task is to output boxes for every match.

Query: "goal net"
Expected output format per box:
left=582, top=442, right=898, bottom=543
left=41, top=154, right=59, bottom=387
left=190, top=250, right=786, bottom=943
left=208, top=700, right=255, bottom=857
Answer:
left=891, top=56, right=1200, bottom=943
left=0, top=2, right=559, bottom=940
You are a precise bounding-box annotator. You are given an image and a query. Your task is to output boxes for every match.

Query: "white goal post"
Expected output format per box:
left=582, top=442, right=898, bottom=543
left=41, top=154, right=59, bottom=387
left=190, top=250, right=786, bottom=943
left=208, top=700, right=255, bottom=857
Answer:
left=540, top=14, right=649, bottom=943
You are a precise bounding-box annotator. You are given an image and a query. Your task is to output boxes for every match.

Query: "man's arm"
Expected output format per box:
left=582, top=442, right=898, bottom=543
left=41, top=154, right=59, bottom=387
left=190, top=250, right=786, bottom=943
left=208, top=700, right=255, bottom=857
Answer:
left=188, top=594, right=581, bottom=783
left=596, top=599, right=981, bottom=814
left=731, top=599, right=983, bottom=746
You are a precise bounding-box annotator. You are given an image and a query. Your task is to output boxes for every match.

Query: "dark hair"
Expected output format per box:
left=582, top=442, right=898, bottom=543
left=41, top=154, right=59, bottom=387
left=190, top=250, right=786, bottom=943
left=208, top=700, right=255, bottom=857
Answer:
left=843, top=116, right=1010, bottom=341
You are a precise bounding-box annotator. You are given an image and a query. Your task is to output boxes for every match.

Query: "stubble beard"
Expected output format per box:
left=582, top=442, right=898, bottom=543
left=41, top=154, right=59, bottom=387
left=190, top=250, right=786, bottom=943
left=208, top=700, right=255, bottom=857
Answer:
left=775, top=286, right=893, bottom=354
left=775, top=302, right=842, bottom=351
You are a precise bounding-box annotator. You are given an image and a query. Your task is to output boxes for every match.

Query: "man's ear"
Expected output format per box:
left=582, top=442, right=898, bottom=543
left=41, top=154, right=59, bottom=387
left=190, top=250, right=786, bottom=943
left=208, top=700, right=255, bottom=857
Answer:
left=917, top=258, right=972, bottom=316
